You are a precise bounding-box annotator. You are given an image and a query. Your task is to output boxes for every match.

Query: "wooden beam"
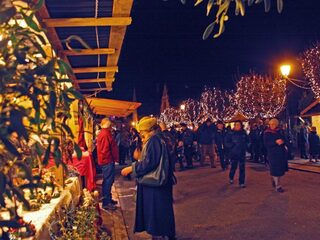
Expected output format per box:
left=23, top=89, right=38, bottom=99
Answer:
left=79, top=88, right=111, bottom=92
left=62, top=48, right=115, bottom=56
left=73, top=66, right=118, bottom=74
left=43, top=17, right=132, bottom=27
left=77, top=78, right=115, bottom=83
left=36, top=4, right=79, bottom=89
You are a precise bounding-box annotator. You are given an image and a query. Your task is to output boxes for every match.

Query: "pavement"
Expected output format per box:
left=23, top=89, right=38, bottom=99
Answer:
left=110, top=161, right=320, bottom=240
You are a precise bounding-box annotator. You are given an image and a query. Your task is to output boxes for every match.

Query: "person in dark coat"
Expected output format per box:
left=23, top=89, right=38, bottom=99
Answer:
left=298, top=123, right=309, bottom=159
left=180, top=123, right=195, bottom=168
left=121, top=117, right=176, bottom=240
left=308, top=126, right=320, bottom=162
left=263, top=118, right=288, bottom=193
left=197, top=118, right=216, bottom=168
left=215, top=120, right=227, bottom=170
left=225, top=120, right=248, bottom=188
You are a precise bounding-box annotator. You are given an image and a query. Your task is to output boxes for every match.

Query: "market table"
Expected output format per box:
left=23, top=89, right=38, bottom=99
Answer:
left=70, top=151, right=96, bottom=191
left=1, top=177, right=81, bottom=240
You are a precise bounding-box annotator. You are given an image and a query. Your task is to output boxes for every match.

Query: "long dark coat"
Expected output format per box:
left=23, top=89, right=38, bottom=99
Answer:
left=263, top=128, right=288, bottom=177
left=132, top=133, right=175, bottom=237
left=308, top=132, right=320, bottom=155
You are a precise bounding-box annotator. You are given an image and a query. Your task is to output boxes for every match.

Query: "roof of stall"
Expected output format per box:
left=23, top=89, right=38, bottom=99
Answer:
left=86, top=97, right=141, bottom=117
left=37, top=0, right=133, bottom=92
left=300, top=99, right=320, bottom=117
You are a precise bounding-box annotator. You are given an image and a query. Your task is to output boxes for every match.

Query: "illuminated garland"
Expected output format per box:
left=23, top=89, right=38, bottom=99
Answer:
left=301, top=43, right=320, bottom=98
left=179, top=99, right=203, bottom=126
left=200, top=88, right=237, bottom=121
left=159, top=107, right=181, bottom=127
left=236, top=73, right=286, bottom=119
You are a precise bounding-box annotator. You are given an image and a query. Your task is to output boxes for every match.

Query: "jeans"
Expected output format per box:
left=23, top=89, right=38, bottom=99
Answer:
left=200, top=144, right=215, bottom=167
left=229, top=156, right=246, bottom=184
left=101, top=162, right=115, bottom=206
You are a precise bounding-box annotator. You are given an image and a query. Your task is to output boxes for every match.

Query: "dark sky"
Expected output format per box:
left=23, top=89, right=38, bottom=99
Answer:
left=100, top=0, right=320, bottom=115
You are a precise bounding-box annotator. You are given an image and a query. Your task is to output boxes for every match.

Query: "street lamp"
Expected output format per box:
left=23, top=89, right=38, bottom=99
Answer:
left=279, top=64, right=310, bottom=89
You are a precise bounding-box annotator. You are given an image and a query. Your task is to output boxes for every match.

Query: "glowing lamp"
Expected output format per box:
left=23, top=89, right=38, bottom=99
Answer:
left=280, top=65, right=291, bottom=78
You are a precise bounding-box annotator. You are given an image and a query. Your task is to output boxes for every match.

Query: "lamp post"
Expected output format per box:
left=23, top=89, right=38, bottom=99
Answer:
left=279, top=64, right=310, bottom=89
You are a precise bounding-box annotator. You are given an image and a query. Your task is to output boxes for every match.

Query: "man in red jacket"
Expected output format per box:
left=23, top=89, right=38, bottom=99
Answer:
left=97, top=117, right=119, bottom=210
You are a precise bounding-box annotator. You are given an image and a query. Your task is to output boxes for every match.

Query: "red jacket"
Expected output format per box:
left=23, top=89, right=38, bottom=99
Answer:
left=96, top=128, right=119, bottom=165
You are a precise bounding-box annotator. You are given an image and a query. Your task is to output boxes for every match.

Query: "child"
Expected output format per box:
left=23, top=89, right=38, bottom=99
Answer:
left=308, top=126, right=320, bottom=162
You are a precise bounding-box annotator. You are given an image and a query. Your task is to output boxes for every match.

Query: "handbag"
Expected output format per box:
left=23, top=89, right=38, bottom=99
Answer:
left=137, top=137, right=170, bottom=187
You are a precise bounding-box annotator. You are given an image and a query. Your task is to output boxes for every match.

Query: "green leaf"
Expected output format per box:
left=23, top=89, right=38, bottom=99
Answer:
left=194, top=0, right=203, bottom=6
left=67, top=88, right=83, bottom=100
left=58, top=59, right=73, bottom=75
left=10, top=109, right=28, bottom=141
left=43, top=142, right=52, bottom=166
left=50, top=91, right=57, bottom=116
left=62, top=123, right=74, bottom=138
left=0, top=136, right=21, bottom=157
left=12, top=187, right=30, bottom=210
left=202, top=21, right=215, bottom=40
left=33, top=0, right=45, bottom=10
left=206, top=0, right=214, bottom=16
left=21, top=12, right=41, bottom=32
left=214, top=14, right=226, bottom=38
left=74, top=143, right=82, bottom=160
left=53, top=149, right=62, bottom=166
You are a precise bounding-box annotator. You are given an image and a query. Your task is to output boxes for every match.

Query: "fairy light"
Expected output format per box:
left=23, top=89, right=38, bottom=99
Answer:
left=301, top=42, right=320, bottom=98
left=236, top=73, right=286, bottom=119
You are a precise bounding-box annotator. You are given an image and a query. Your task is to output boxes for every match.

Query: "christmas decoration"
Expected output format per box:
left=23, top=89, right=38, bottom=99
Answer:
left=200, top=88, right=237, bottom=121
left=179, top=99, right=203, bottom=126
left=301, top=42, right=320, bottom=98
left=159, top=107, right=181, bottom=127
left=235, top=73, right=286, bottom=119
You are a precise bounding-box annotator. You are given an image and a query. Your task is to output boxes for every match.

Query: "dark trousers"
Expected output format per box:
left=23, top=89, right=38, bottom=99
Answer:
left=200, top=144, right=215, bottom=167
left=184, top=145, right=193, bottom=167
left=229, top=156, right=246, bottom=184
left=119, top=145, right=128, bottom=165
left=101, top=163, right=115, bottom=206
left=300, top=143, right=308, bottom=158
left=217, top=148, right=226, bottom=169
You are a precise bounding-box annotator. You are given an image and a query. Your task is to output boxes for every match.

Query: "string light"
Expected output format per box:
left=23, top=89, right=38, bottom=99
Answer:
left=235, top=73, right=286, bottom=119
left=301, top=42, right=320, bottom=98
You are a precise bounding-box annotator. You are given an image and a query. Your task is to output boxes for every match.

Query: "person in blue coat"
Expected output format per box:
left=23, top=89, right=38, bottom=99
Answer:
left=263, top=118, right=288, bottom=193
left=121, top=117, right=176, bottom=240
left=225, top=120, right=248, bottom=188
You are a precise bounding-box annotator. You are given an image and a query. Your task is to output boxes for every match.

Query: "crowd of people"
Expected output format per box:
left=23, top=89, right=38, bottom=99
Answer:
left=94, top=116, right=320, bottom=240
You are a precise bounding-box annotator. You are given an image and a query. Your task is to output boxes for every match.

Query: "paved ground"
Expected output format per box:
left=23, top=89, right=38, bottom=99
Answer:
left=114, top=161, right=320, bottom=240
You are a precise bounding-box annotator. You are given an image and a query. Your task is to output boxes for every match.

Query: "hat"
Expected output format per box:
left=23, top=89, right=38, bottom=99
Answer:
left=136, top=116, right=157, bottom=132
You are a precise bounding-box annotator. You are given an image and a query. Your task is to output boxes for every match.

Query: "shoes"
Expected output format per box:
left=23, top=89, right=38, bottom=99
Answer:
left=229, top=179, right=234, bottom=184
left=102, top=203, right=117, bottom=211
left=239, top=184, right=246, bottom=188
left=111, top=199, right=118, bottom=205
left=276, top=187, right=285, bottom=193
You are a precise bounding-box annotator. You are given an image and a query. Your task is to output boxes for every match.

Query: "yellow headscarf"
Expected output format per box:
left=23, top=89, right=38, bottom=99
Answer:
left=136, top=116, right=157, bottom=133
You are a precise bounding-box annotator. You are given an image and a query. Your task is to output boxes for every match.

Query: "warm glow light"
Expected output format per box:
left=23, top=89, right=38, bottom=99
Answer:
left=280, top=64, right=291, bottom=78
left=180, top=104, right=186, bottom=111
left=131, top=122, right=136, bottom=126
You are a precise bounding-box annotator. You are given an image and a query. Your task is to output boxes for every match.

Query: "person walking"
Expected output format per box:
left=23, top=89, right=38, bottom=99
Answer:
left=121, top=117, right=176, bottom=240
left=225, top=120, right=248, bottom=188
left=197, top=118, right=216, bottom=168
left=215, top=120, right=227, bottom=170
left=308, top=126, right=320, bottom=163
left=180, top=123, right=195, bottom=168
left=263, top=118, right=288, bottom=193
left=97, top=118, right=119, bottom=210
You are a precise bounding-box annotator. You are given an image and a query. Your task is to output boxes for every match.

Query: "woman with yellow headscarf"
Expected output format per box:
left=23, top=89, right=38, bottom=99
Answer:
left=121, top=116, right=176, bottom=240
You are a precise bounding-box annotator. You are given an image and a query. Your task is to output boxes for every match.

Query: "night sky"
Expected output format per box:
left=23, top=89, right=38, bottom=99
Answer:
left=99, top=0, right=320, bottom=115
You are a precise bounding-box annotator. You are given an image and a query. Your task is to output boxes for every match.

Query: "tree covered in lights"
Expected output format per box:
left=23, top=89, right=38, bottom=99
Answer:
left=301, top=42, right=320, bottom=98
left=179, top=99, right=203, bottom=126
left=200, top=88, right=237, bottom=121
left=236, top=73, right=286, bottom=119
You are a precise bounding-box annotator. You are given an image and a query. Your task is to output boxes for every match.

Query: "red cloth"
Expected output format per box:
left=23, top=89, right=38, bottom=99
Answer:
left=96, top=128, right=119, bottom=165
left=78, top=116, right=88, bottom=149
left=71, top=152, right=96, bottom=191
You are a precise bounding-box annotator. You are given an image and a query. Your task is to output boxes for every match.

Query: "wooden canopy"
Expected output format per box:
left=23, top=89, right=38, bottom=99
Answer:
left=86, top=97, right=141, bottom=117
left=37, top=0, right=133, bottom=92
left=300, top=99, right=320, bottom=117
